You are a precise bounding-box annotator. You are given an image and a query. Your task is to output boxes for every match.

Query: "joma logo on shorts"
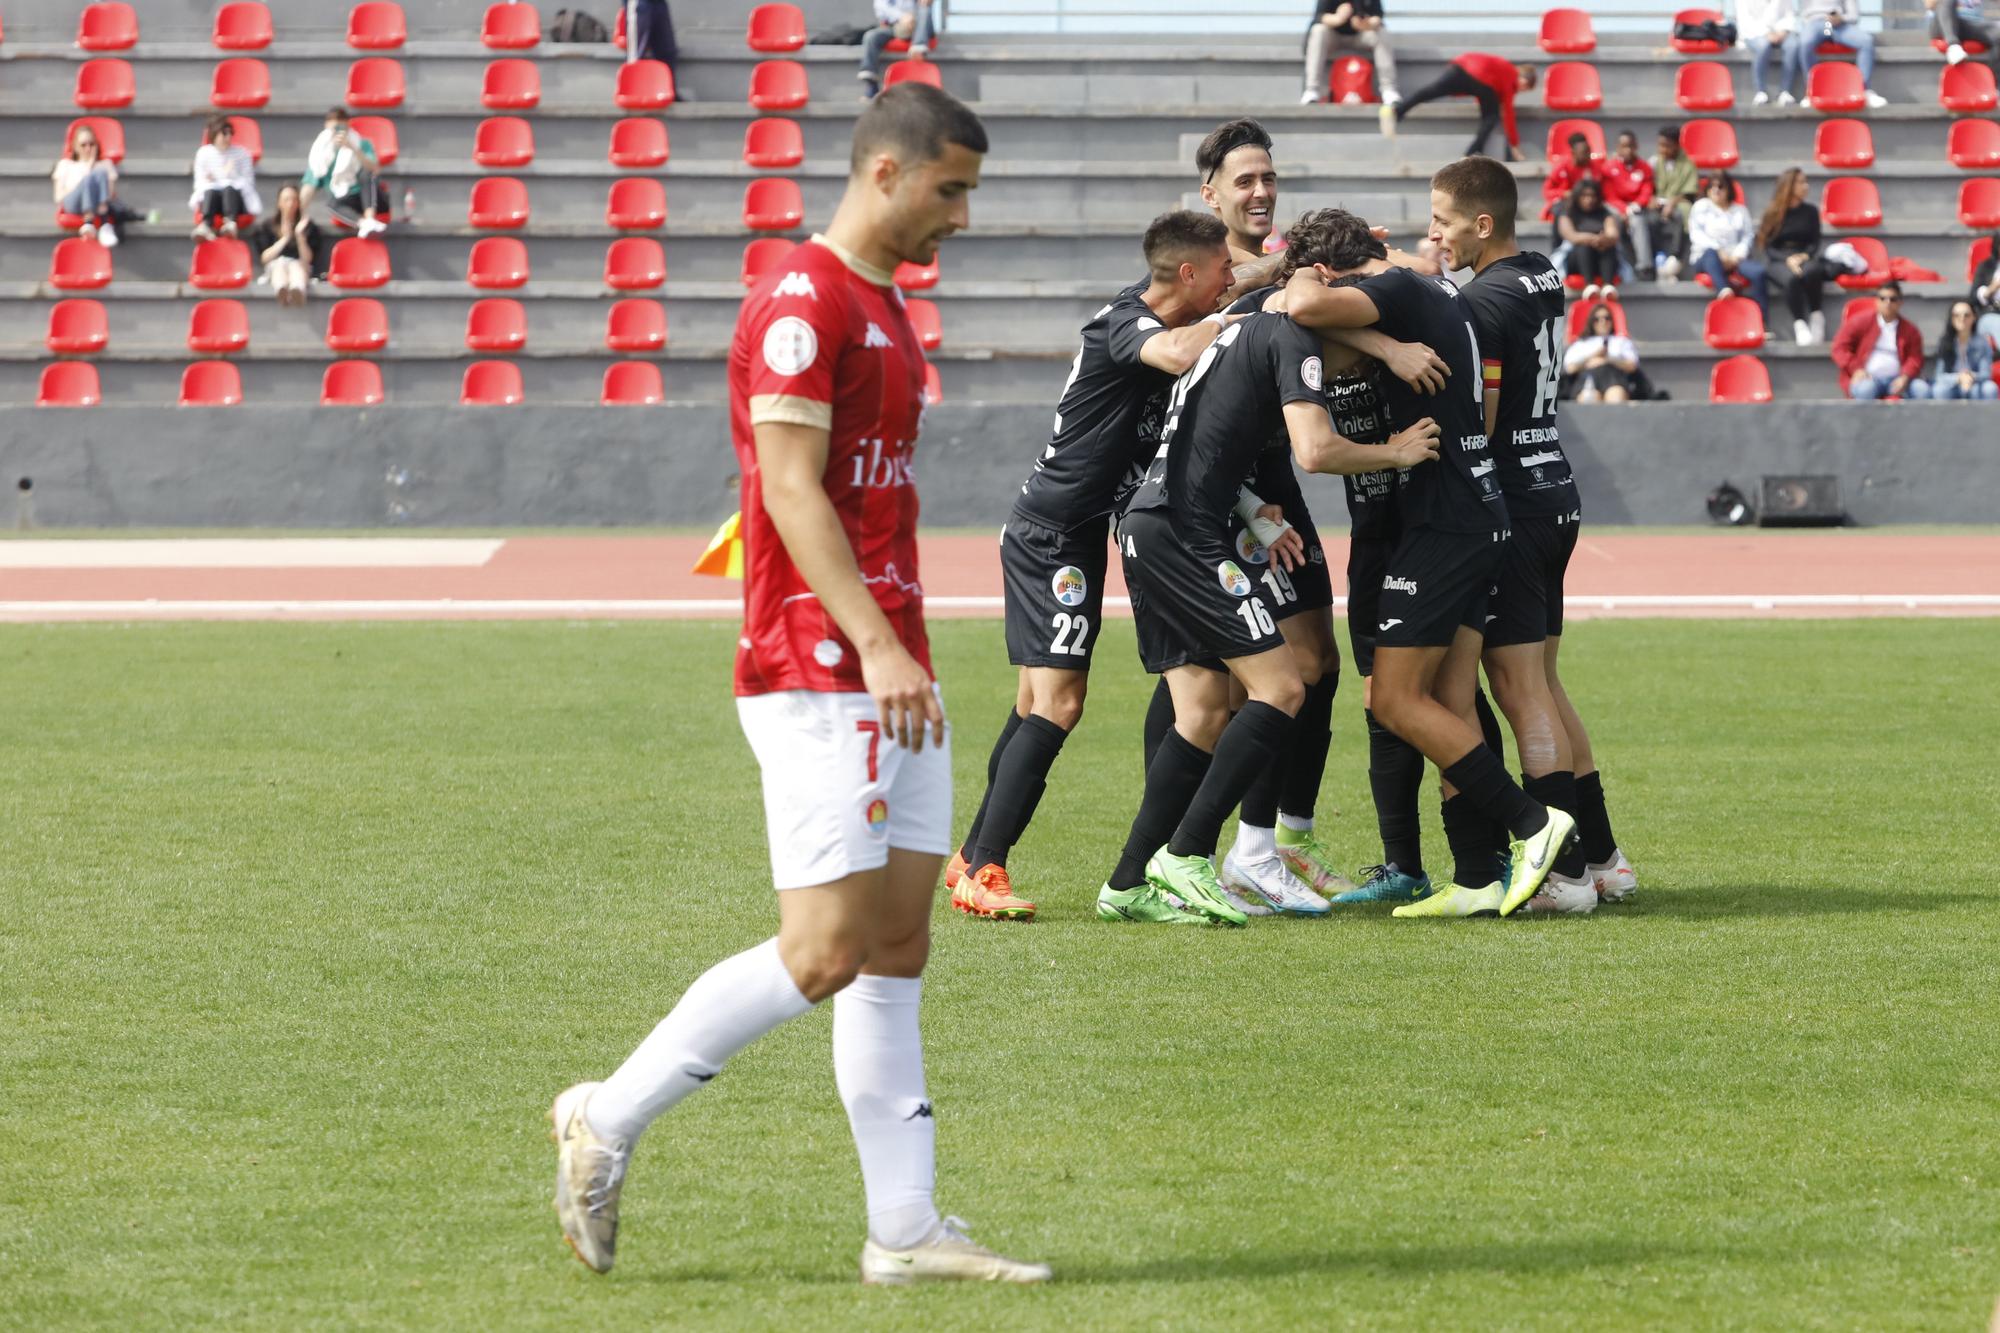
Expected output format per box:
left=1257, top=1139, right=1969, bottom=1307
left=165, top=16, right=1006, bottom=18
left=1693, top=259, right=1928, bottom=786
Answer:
left=1384, top=576, right=1419, bottom=593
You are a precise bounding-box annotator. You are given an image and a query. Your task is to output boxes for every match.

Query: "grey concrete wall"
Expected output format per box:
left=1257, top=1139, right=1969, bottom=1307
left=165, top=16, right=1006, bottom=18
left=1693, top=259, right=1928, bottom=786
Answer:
left=0, top=403, right=1993, bottom=529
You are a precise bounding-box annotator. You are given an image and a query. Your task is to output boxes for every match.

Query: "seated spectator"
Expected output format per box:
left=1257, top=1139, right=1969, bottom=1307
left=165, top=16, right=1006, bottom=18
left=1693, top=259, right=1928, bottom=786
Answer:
left=1649, top=125, right=1699, bottom=279
left=1833, top=280, right=1926, bottom=399
left=1930, top=0, right=1999, bottom=69
left=191, top=113, right=260, bottom=242
left=251, top=184, right=321, bottom=307
left=1972, top=230, right=2000, bottom=347
left=1562, top=303, right=1644, bottom=402
left=1542, top=131, right=1598, bottom=219
left=1800, top=0, right=1887, bottom=106
left=1601, top=129, right=1657, bottom=281
left=51, top=121, right=136, bottom=248
left=1757, top=167, right=1838, bottom=344
left=1557, top=179, right=1621, bottom=298
left=300, top=107, right=387, bottom=238
left=1926, top=299, right=1998, bottom=399
left=1302, top=0, right=1401, bottom=125
left=1739, top=0, right=1804, bottom=105
left=860, top=2, right=935, bottom=100
left=1390, top=52, right=1535, bottom=158
left=1689, top=171, right=1769, bottom=317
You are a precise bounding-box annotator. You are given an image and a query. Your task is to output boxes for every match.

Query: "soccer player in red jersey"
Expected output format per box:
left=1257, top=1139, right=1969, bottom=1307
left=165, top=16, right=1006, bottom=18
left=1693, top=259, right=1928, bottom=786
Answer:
left=548, top=84, right=1050, bottom=1286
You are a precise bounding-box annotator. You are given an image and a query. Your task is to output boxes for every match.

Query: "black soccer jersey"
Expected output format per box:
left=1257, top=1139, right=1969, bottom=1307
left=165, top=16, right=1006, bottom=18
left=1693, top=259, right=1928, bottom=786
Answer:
left=1225, top=284, right=1311, bottom=514
left=1328, top=374, right=1399, bottom=541
left=1353, top=265, right=1507, bottom=534
left=1460, top=251, right=1578, bottom=520
left=1014, top=282, right=1175, bottom=532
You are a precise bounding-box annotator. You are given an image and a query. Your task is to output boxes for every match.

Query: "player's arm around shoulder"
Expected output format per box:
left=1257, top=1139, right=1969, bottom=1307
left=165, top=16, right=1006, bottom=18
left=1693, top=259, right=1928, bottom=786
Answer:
left=1283, top=401, right=1441, bottom=477
left=1280, top=267, right=1381, bottom=330
left=1135, top=314, right=1227, bottom=376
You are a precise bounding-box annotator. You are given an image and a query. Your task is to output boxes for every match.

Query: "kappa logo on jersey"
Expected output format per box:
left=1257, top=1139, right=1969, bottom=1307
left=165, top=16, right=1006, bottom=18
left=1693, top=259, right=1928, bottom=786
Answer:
left=1234, top=528, right=1269, bottom=567
left=1384, top=575, right=1419, bottom=593
left=864, top=323, right=894, bottom=350
left=865, top=798, right=890, bottom=834
left=1217, top=560, right=1251, bottom=597
left=762, top=315, right=819, bottom=376
left=1301, top=355, right=1324, bottom=392
left=772, top=271, right=816, bottom=300
left=1051, top=565, right=1088, bottom=606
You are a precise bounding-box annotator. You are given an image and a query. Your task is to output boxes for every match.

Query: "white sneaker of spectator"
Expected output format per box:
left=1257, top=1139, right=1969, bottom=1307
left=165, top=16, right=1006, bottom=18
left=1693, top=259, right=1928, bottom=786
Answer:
left=1864, top=91, right=1888, bottom=108
left=1947, top=43, right=1968, bottom=65
left=1753, top=91, right=1769, bottom=107
left=1777, top=91, right=1797, bottom=107
left=98, top=221, right=117, bottom=248
left=1810, top=309, right=1826, bottom=342
left=1794, top=318, right=1813, bottom=346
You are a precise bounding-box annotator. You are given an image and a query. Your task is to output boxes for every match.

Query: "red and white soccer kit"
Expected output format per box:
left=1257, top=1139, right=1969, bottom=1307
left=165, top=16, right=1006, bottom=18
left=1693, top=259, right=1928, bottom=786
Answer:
left=727, top=234, right=951, bottom=889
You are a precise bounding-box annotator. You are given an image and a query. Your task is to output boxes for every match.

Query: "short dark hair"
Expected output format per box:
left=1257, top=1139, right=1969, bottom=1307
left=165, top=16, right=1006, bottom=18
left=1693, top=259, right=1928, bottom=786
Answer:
left=1276, top=207, right=1386, bottom=282
left=1195, top=117, right=1273, bottom=183
left=850, top=82, right=988, bottom=172
left=1657, top=125, right=1681, bottom=145
left=1876, top=279, right=1904, bottom=297
left=326, top=106, right=350, bottom=122
left=1567, top=132, right=1589, bottom=150
left=1617, top=128, right=1639, bottom=144
left=204, top=112, right=233, bottom=139
left=1143, top=209, right=1229, bottom=282
left=1517, top=63, right=1539, bottom=88
left=1431, top=155, right=1518, bottom=241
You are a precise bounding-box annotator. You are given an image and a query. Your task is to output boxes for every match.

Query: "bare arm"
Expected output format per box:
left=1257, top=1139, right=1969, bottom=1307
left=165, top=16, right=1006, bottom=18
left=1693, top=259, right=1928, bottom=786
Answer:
left=1281, top=270, right=1383, bottom=330
left=1483, top=386, right=1499, bottom=441
left=1320, top=325, right=1448, bottom=394
left=1232, top=252, right=1284, bottom=291
left=1137, top=318, right=1224, bottom=376
left=1284, top=401, right=1441, bottom=476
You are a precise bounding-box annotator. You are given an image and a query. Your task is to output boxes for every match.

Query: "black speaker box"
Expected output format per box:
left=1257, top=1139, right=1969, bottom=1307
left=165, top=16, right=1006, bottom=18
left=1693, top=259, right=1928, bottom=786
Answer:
left=1757, top=474, right=1845, bottom=527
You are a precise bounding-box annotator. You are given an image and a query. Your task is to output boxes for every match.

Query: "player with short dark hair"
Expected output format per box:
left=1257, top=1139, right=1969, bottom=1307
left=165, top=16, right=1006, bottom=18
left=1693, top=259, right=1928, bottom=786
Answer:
left=1196, top=118, right=1279, bottom=265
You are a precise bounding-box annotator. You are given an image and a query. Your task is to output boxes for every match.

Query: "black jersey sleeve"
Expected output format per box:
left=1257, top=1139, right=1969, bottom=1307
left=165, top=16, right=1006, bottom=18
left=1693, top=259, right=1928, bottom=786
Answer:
left=1269, top=317, right=1333, bottom=410
left=1102, top=300, right=1171, bottom=369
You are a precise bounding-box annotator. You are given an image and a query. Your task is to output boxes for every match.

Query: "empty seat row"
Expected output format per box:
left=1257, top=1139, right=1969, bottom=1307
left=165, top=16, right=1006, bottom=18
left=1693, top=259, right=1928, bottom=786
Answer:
left=81, top=2, right=545, bottom=51
left=48, top=235, right=677, bottom=293
left=37, top=359, right=676, bottom=408
left=741, top=240, right=939, bottom=292
left=466, top=177, right=670, bottom=229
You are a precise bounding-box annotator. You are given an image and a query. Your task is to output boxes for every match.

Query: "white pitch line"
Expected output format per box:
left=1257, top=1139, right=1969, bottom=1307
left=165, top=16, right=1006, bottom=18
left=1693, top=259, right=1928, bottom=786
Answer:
left=0, top=538, right=506, bottom=569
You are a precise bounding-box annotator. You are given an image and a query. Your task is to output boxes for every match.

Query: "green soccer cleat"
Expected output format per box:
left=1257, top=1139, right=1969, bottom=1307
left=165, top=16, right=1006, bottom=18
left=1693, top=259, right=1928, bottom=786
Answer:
left=1096, top=881, right=1208, bottom=924
left=1500, top=807, right=1577, bottom=918
left=1144, top=849, right=1249, bottom=927
left=1391, top=881, right=1504, bottom=919
left=1274, top=826, right=1358, bottom=896
left=1332, top=863, right=1434, bottom=905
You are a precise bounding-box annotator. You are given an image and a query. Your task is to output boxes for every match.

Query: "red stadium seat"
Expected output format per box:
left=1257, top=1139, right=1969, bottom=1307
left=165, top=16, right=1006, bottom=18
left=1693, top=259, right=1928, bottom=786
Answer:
left=1814, top=118, right=1873, bottom=169
left=896, top=258, right=939, bottom=290
left=607, top=177, right=667, bottom=229
left=1942, top=62, right=1999, bottom=111
left=748, top=4, right=807, bottom=52
left=1949, top=117, right=2000, bottom=169
left=1675, top=60, right=1734, bottom=111
left=482, top=2, right=540, bottom=49
left=1822, top=177, right=1882, bottom=229
left=1971, top=236, right=1994, bottom=282
left=349, top=115, right=398, bottom=167
left=605, top=237, right=666, bottom=290
left=921, top=361, right=943, bottom=405
left=189, top=238, right=252, bottom=290
left=905, top=297, right=942, bottom=350
left=744, top=177, right=803, bottom=230
left=1671, top=8, right=1726, bottom=53
left=66, top=116, right=125, bottom=164
left=325, top=297, right=388, bottom=351
left=484, top=58, right=541, bottom=110
left=885, top=58, right=943, bottom=90
left=749, top=60, right=809, bottom=110
left=179, top=360, right=243, bottom=406
left=744, top=117, right=804, bottom=169
left=474, top=116, right=534, bottom=167
left=1681, top=118, right=1739, bottom=169
left=1961, top=178, right=2000, bottom=229
left=211, top=57, right=271, bottom=108
left=214, top=2, right=273, bottom=50
left=1327, top=55, right=1377, bottom=104
left=1545, top=119, right=1605, bottom=163
left=465, top=297, right=527, bottom=351
left=47, top=299, right=109, bottom=354
left=1838, top=294, right=1874, bottom=329
left=614, top=5, right=625, bottom=47
left=601, top=361, right=664, bottom=406
left=321, top=360, right=384, bottom=405
left=468, top=177, right=530, bottom=229
left=347, top=2, right=406, bottom=49
left=1564, top=299, right=1628, bottom=341
left=347, top=57, right=405, bottom=108
left=76, top=3, right=137, bottom=51
left=50, top=237, right=113, bottom=289
left=606, top=299, right=667, bottom=351
left=1539, top=7, right=1595, bottom=54
left=1935, top=35, right=1993, bottom=55
left=741, top=237, right=792, bottom=286
left=616, top=60, right=675, bottom=109
left=1709, top=354, right=1772, bottom=403
left=212, top=114, right=263, bottom=162
left=1808, top=61, right=1865, bottom=112
left=1702, top=296, right=1766, bottom=349
left=883, top=34, right=936, bottom=54
left=328, top=236, right=392, bottom=288
left=610, top=117, right=668, bottom=167
left=187, top=298, right=250, bottom=352
left=74, top=59, right=134, bottom=109
left=467, top=236, right=530, bottom=288
left=39, top=361, right=102, bottom=407
left=1834, top=236, right=1890, bottom=289
left=461, top=360, right=524, bottom=406
left=1542, top=62, right=1601, bottom=112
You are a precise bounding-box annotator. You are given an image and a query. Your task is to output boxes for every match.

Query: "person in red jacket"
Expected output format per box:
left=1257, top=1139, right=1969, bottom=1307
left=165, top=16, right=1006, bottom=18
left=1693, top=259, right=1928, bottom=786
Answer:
left=1542, top=132, right=1599, bottom=219
left=1392, top=52, right=1537, bottom=159
left=1832, top=280, right=1929, bottom=399
left=1599, top=130, right=1657, bottom=281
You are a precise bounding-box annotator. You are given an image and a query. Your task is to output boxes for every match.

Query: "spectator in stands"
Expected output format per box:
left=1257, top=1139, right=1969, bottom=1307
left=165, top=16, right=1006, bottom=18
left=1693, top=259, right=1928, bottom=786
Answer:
left=1926, top=299, right=1998, bottom=399
left=1833, top=280, right=1926, bottom=399
left=1689, top=170, right=1769, bottom=318
left=1542, top=132, right=1599, bottom=219
left=1390, top=52, right=1535, bottom=158
left=1301, top=0, right=1401, bottom=125
left=190, top=113, right=260, bottom=242
left=251, top=184, right=320, bottom=307
left=624, top=1, right=680, bottom=90
left=51, top=121, right=134, bottom=249
left=860, top=2, right=935, bottom=100
left=1601, top=130, right=1657, bottom=281
left=1649, top=126, right=1698, bottom=280
left=1972, top=231, right=2000, bottom=347
left=1757, top=167, right=1836, bottom=344
left=1562, top=303, right=1644, bottom=402
left=1930, top=0, right=1999, bottom=70
left=1800, top=0, right=1888, bottom=106
left=1557, top=179, right=1622, bottom=298
left=299, top=108, right=387, bottom=238
left=1739, top=0, right=1804, bottom=105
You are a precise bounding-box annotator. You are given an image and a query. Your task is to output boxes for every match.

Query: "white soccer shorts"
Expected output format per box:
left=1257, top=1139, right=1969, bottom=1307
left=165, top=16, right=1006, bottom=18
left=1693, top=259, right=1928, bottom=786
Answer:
left=736, top=687, right=953, bottom=890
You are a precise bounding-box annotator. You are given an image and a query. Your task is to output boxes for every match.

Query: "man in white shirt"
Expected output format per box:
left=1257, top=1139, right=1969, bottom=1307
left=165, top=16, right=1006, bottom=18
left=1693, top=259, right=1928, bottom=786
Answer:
left=298, top=107, right=387, bottom=238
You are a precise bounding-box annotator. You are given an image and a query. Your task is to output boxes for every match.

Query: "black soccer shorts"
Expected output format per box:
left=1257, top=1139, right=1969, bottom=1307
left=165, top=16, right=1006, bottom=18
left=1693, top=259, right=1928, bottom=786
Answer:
left=1483, top=512, right=1581, bottom=648
left=1001, top=511, right=1112, bottom=669
left=1372, top=524, right=1508, bottom=652
left=1226, top=498, right=1335, bottom=622
left=1118, top=507, right=1285, bottom=673
left=1345, top=533, right=1396, bottom=677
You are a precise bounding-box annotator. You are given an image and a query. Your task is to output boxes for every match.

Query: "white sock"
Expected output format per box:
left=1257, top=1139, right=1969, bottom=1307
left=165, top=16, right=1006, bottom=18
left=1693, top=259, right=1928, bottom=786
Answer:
left=833, top=974, right=939, bottom=1250
left=1233, top=821, right=1278, bottom=863
left=1277, top=813, right=1313, bottom=835
left=586, top=937, right=813, bottom=1143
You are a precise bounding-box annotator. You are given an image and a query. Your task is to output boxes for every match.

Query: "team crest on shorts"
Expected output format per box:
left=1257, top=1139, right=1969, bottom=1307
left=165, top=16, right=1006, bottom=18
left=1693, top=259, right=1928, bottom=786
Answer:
left=1217, top=560, right=1251, bottom=597
left=1051, top=565, right=1088, bottom=606
left=1233, top=528, right=1269, bottom=567
left=865, top=798, right=890, bottom=834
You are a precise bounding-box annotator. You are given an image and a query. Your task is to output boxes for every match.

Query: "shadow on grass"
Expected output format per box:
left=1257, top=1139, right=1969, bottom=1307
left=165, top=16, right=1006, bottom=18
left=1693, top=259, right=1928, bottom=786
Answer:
left=1064, top=1237, right=1720, bottom=1285
left=1309, top=886, right=1985, bottom=924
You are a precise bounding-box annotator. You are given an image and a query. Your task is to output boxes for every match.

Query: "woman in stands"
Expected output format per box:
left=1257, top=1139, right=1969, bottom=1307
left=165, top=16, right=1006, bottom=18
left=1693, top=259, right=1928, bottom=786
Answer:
left=1688, top=170, right=1769, bottom=320
left=51, top=123, right=133, bottom=249
left=251, top=185, right=321, bottom=308
left=1926, top=299, right=1999, bottom=401
left=1972, top=231, right=2000, bottom=351
left=191, top=113, right=261, bottom=242
left=1757, top=167, right=1837, bottom=347
left=1556, top=179, right=1622, bottom=301
left=1562, top=303, right=1644, bottom=403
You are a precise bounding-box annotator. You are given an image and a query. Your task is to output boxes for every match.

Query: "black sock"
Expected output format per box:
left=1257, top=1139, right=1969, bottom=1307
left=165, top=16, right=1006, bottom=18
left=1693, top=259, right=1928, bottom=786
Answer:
left=1141, top=676, right=1176, bottom=775
left=1238, top=715, right=1292, bottom=830
left=959, top=707, right=1024, bottom=856
left=1441, top=745, right=1547, bottom=840
left=1110, top=729, right=1212, bottom=889
left=1575, top=770, right=1618, bottom=864
left=1169, top=701, right=1293, bottom=859
left=1367, top=708, right=1425, bottom=875
left=1279, top=668, right=1338, bottom=821
left=966, top=715, right=1067, bottom=872
left=1522, top=771, right=1588, bottom=877
left=1441, top=794, right=1500, bottom=889
left=1472, top=688, right=1511, bottom=853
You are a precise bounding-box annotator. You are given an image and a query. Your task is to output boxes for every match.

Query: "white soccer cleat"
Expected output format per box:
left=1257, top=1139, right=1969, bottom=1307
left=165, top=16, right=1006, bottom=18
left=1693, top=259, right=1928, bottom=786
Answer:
left=860, top=1216, right=1053, bottom=1286
left=1589, top=848, right=1639, bottom=903
left=1221, top=849, right=1330, bottom=917
left=1525, top=871, right=1600, bottom=914
left=549, top=1081, right=631, bottom=1274
left=1217, top=879, right=1276, bottom=918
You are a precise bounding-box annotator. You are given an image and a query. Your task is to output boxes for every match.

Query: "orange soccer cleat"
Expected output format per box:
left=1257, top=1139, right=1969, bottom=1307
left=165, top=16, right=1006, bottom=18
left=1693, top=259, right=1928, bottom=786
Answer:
left=951, top=863, right=1036, bottom=922
left=943, top=848, right=968, bottom=889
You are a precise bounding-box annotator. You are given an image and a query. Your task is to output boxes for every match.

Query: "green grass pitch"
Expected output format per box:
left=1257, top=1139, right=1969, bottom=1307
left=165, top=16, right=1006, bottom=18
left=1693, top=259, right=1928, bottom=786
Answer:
left=3, top=617, right=1997, bottom=1331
